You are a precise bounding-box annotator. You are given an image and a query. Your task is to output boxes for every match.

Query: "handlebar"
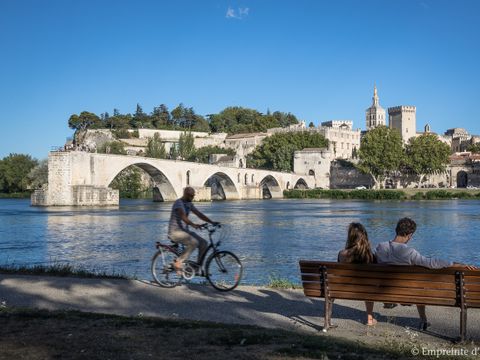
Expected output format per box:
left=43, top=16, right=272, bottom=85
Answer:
left=198, top=223, right=221, bottom=232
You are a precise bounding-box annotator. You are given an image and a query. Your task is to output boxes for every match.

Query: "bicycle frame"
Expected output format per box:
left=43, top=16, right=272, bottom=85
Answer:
left=156, top=224, right=221, bottom=271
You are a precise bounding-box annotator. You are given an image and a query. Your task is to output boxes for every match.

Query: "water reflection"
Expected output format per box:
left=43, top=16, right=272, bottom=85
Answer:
left=0, top=198, right=479, bottom=284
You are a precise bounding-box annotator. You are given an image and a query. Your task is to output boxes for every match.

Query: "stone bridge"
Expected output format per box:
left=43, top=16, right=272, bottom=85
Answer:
left=32, top=151, right=315, bottom=206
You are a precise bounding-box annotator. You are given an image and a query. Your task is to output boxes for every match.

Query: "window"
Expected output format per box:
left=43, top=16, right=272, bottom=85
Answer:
left=245, top=174, right=248, bottom=185
left=186, top=170, right=191, bottom=185
left=251, top=174, right=254, bottom=183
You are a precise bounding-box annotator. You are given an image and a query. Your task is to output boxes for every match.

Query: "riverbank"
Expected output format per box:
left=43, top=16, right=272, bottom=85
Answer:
left=284, top=188, right=480, bottom=200
left=0, top=192, right=31, bottom=199
left=1, top=273, right=479, bottom=359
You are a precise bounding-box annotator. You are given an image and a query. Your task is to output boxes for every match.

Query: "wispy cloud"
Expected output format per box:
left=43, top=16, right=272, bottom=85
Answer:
left=226, top=7, right=249, bottom=20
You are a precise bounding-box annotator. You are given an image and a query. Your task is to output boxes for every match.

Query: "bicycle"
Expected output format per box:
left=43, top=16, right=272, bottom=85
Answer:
left=151, top=223, right=243, bottom=291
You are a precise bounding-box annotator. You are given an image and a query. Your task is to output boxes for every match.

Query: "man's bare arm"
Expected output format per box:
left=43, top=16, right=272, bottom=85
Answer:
left=191, top=207, right=216, bottom=224
left=176, top=208, right=200, bottom=229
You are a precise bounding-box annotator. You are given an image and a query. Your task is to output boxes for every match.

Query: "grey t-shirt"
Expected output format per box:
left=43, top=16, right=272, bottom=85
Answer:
left=168, top=198, right=197, bottom=234
left=375, top=241, right=452, bottom=269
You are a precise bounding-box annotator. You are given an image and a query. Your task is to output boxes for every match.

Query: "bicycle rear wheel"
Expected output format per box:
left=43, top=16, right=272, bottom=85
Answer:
left=151, top=249, right=182, bottom=287
left=206, top=251, right=243, bottom=291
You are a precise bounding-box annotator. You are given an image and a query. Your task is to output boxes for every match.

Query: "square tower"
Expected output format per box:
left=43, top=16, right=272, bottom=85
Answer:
left=388, top=106, right=416, bottom=143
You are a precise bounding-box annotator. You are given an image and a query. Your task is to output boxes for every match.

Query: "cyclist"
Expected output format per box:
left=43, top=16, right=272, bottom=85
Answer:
left=168, top=187, right=219, bottom=273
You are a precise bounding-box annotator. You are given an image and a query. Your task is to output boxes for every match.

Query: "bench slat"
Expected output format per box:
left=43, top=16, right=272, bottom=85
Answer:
left=465, top=291, right=480, bottom=300
left=326, top=283, right=456, bottom=299
left=465, top=284, right=480, bottom=292
left=329, top=291, right=457, bottom=307
left=325, top=276, right=456, bottom=290
left=465, top=300, right=480, bottom=308
left=318, top=269, right=455, bottom=282
left=465, top=275, right=480, bottom=284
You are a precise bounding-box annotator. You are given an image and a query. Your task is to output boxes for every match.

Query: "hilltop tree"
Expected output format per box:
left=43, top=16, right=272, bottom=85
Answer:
left=209, top=107, right=299, bottom=134
left=0, top=153, right=38, bottom=193
left=131, top=103, right=151, bottom=128
left=357, top=126, right=404, bottom=189
left=145, top=133, right=167, bottom=159
left=151, top=104, right=171, bottom=128
left=247, top=132, right=328, bottom=172
left=405, top=133, right=451, bottom=187
left=68, top=111, right=103, bottom=131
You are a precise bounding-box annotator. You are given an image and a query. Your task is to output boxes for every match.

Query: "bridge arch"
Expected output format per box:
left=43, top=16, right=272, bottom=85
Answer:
left=259, top=175, right=282, bottom=199
left=294, top=178, right=308, bottom=189
left=203, top=172, right=239, bottom=200
left=107, top=162, right=178, bottom=201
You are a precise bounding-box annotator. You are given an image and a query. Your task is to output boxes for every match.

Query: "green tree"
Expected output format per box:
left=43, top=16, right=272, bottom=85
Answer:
left=68, top=112, right=103, bottom=131
left=247, top=132, right=328, bottom=171
left=357, top=126, right=404, bottom=189
left=131, top=103, right=151, bottom=128
left=178, top=131, right=195, bottom=160
left=405, top=133, right=451, bottom=187
left=0, top=153, right=38, bottom=193
left=151, top=104, right=171, bottom=128
left=27, top=159, right=48, bottom=189
left=98, top=141, right=127, bottom=155
left=467, top=143, right=480, bottom=153
left=145, top=133, right=167, bottom=158
left=209, top=107, right=298, bottom=134
left=110, top=166, right=147, bottom=198
left=192, top=146, right=236, bottom=163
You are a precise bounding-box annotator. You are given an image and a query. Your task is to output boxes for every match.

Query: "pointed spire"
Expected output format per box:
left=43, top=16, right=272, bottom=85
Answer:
left=372, top=84, right=379, bottom=107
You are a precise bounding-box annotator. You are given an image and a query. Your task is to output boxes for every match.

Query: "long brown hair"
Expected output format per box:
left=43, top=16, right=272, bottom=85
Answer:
left=344, top=222, right=374, bottom=264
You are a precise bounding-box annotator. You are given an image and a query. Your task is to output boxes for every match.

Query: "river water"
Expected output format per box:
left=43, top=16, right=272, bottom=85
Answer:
left=0, top=198, right=479, bottom=285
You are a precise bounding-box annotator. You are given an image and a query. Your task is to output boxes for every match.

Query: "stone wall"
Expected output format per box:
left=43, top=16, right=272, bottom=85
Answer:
left=330, top=162, right=373, bottom=189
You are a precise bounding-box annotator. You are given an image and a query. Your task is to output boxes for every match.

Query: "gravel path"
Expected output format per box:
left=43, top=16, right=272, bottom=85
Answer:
left=1, top=274, right=479, bottom=347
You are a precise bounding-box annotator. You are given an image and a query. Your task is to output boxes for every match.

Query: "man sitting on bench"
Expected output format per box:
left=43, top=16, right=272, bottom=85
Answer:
left=375, top=217, right=476, bottom=330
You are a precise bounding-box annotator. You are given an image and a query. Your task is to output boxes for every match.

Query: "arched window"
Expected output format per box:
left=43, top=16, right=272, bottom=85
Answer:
left=309, top=170, right=315, bottom=176
left=287, top=181, right=290, bottom=189
left=186, top=170, right=191, bottom=185
left=238, top=173, right=241, bottom=183
left=251, top=174, right=254, bottom=183
left=245, top=174, right=248, bottom=185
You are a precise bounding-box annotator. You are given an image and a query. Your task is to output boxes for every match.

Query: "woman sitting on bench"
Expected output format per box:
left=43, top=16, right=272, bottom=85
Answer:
left=337, top=222, right=376, bottom=326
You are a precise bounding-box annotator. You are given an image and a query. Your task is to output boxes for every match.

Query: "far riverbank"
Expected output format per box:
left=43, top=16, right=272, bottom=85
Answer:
left=284, top=188, right=480, bottom=200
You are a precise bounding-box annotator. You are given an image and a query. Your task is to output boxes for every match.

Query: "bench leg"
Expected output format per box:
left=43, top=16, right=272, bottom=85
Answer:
left=323, top=298, right=331, bottom=331
left=323, top=299, right=336, bottom=331
left=459, top=307, right=467, bottom=342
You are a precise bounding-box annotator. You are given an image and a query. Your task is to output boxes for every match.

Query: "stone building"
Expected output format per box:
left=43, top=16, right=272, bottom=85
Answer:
left=223, top=132, right=268, bottom=155
left=365, top=85, right=386, bottom=130
left=318, top=121, right=361, bottom=159
left=388, top=105, right=417, bottom=143
left=293, top=148, right=332, bottom=188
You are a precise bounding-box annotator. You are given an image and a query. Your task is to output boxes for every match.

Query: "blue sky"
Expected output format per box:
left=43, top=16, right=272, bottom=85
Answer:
left=1, top=0, right=479, bottom=159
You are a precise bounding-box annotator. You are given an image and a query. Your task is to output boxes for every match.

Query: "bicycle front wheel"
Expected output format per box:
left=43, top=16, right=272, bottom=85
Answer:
left=206, top=251, right=243, bottom=291
left=151, top=249, right=182, bottom=287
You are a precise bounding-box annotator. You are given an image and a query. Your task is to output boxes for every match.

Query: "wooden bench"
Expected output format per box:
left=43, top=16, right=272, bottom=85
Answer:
left=299, top=260, right=480, bottom=341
